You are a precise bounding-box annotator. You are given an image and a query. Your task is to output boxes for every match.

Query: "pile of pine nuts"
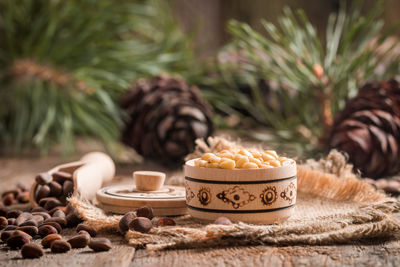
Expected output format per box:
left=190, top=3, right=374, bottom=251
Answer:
left=194, top=149, right=294, bottom=169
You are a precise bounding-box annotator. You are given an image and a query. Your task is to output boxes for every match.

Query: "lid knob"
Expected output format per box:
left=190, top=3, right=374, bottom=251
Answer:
left=133, top=171, right=166, bottom=191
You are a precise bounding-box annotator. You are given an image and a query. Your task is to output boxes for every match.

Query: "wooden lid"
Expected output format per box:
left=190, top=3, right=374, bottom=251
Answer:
left=133, top=171, right=166, bottom=191
left=96, top=184, right=187, bottom=216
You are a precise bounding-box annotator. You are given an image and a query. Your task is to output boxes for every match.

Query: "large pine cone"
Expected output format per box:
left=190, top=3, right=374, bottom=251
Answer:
left=121, top=75, right=213, bottom=164
left=329, top=79, right=400, bottom=178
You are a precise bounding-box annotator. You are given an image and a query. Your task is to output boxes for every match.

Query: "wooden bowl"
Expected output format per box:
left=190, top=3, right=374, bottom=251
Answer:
left=184, top=159, right=297, bottom=224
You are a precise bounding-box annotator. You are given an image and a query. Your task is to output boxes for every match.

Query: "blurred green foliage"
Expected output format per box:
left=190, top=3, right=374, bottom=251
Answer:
left=0, top=0, right=195, bottom=154
left=200, top=1, right=400, bottom=156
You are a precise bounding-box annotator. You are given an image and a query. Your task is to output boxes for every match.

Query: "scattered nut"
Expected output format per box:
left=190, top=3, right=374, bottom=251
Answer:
left=129, top=217, right=153, bottom=233
left=62, top=181, right=74, bottom=197
left=6, top=209, right=22, bottom=219
left=1, top=190, right=19, bottom=199
left=76, top=224, right=96, bottom=237
left=7, top=230, right=31, bottom=249
left=52, top=171, right=72, bottom=184
left=4, top=225, right=17, bottom=231
left=49, top=181, right=63, bottom=197
left=0, top=216, right=8, bottom=229
left=66, top=212, right=82, bottom=227
left=78, top=230, right=91, bottom=239
left=35, top=172, right=53, bottom=185
left=136, top=206, right=154, bottom=220
left=7, top=218, right=16, bottom=226
left=35, top=186, right=51, bottom=203
left=38, top=225, right=58, bottom=237
left=15, top=212, right=33, bottom=226
left=31, top=207, right=48, bottom=213
left=17, top=192, right=30, bottom=203
left=44, top=217, right=67, bottom=228
left=41, top=233, right=62, bottom=248
left=0, top=204, right=8, bottom=217
left=52, top=209, right=66, bottom=219
left=157, top=217, right=176, bottom=227
left=19, top=219, right=38, bottom=227
left=44, top=198, right=63, bottom=211
left=118, top=212, right=136, bottom=233
left=49, top=206, right=66, bottom=215
left=2, top=193, right=14, bottom=206
left=1, top=230, right=13, bottom=242
left=21, top=243, right=44, bottom=259
left=88, top=238, right=112, bottom=252
left=32, top=211, right=51, bottom=220
left=16, top=226, right=39, bottom=237
left=213, top=217, right=232, bottom=225
left=67, top=234, right=90, bottom=248
left=51, top=240, right=71, bottom=253
left=33, top=215, right=45, bottom=225
left=42, top=221, right=62, bottom=233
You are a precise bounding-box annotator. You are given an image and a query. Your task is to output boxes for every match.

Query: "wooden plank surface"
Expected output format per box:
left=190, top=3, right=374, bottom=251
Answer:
left=0, top=230, right=135, bottom=267
left=1, top=155, right=400, bottom=267
left=132, top=241, right=400, bottom=267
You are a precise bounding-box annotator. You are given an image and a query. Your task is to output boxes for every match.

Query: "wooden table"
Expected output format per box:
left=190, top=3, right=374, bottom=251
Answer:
left=1, top=156, right=399, bottom=267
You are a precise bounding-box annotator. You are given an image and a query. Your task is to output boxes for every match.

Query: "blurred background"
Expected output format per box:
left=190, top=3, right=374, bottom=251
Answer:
left=170, top=0, right=400, bottom=56
left=0, top=0, right=400, bottom=183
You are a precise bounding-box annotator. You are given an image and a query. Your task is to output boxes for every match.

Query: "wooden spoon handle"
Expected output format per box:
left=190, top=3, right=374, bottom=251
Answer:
left=73, top=152, right=116, bottom=200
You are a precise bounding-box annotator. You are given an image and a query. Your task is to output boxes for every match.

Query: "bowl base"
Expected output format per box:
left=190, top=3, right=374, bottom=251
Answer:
left=188, top=205, right=295, bottom=224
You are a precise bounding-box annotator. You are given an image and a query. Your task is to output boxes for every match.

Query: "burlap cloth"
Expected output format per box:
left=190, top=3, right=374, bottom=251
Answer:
left=69, top=139, right=400, bottom=250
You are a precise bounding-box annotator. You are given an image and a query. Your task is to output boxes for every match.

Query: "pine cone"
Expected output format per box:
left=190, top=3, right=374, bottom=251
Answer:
left=363, top=177, right=400, bottom=196
left=121, top=75, right=213, bottom=164
left=329, top=79, right=400, bottom=178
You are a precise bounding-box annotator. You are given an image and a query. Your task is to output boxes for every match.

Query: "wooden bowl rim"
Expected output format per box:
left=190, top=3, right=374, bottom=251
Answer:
left=184, top=159, right=296, bottom=181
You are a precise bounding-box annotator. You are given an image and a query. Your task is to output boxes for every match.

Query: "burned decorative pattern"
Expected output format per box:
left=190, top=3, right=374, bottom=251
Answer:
left=216, top=186, right=256, bottom=209
left=197, top=187, right=211, bottom=206
left=185, top=182, right=195, bottom=203
left=260, top=186, right=278, bottom=206
left=280, top=182, right=296, bottom=204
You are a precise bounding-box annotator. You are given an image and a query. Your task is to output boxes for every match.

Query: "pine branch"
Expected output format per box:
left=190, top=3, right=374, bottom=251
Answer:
left=0, top=0, right=195, bottom=154
left=201, top=0, right=400, bottom=153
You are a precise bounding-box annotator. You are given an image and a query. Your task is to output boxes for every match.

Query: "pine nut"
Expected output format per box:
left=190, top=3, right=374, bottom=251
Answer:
left=208, top=155, right=222, bottom=163
left=198, top=160, right=208, bottom=167
left=269, top=160, right=281, bottom=167
left=238, top=149, right=253, bottom=158
left=242, top=162, right=258, bottom=169
left=236, top=157, right=250, bottom=168
left=201, top=153, right=214, bottom=161
left=249, top=157, right=262, bottom=167
left=217, top=152, right=234, bottom=159
left=265, top=150, right=278, bottom=159
left=250, top=151, right=262, bottom=158
left=261, top=152, right=276, bottom=161
left=206, top=163, right=219, bottom=168
left=220, top=159, right=235, bottom=169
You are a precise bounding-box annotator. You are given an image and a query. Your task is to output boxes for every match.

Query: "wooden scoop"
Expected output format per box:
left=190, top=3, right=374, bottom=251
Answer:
left=30, top=152, right=115, bottom=207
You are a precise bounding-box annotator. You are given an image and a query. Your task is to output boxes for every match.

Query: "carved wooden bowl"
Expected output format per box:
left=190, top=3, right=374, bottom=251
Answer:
left=184, top=159, right=297, bottom=224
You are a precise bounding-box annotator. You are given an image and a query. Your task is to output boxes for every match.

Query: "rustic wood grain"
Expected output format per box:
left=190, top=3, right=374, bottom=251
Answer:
left=0, top=229, right=135, bottom=267
left=1, top=156, right=400, bottom=267
left=132, top=241, right=400, bottom=267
